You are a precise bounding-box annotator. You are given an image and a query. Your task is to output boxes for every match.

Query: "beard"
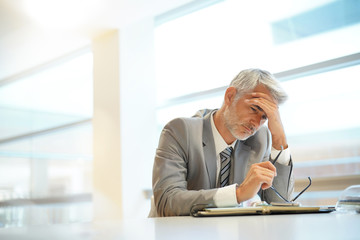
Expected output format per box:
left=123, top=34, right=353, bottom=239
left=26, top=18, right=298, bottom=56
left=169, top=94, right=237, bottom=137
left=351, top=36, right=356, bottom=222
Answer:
left=223, top=106, right=256, bottom=141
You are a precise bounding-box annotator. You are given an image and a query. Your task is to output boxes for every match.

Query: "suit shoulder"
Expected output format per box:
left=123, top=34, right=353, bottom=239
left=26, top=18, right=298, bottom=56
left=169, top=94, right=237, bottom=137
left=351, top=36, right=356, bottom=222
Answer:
left=158, top=117, right=203, bottom=156
left=165, top=116, right=203, bottom=132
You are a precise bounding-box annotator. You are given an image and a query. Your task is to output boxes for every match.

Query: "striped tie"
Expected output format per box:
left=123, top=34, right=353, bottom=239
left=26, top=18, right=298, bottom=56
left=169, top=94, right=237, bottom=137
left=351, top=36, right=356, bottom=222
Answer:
left=220, top=147, right=233, bottom=187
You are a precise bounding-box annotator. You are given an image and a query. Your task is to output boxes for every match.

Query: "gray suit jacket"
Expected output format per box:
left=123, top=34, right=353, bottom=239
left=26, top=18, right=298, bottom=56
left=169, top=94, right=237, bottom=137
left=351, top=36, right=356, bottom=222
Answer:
left=151, top=109, right=293, bottom=217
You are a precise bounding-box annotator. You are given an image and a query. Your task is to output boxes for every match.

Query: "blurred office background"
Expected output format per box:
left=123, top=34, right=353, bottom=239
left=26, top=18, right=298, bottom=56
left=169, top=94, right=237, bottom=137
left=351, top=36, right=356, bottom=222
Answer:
left=0, top=0, right=359, bottom=228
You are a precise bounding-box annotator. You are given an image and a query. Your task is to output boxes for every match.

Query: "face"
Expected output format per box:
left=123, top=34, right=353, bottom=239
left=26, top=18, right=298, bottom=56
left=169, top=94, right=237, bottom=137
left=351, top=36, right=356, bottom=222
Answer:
left=223, top=85, right=270, bottom=141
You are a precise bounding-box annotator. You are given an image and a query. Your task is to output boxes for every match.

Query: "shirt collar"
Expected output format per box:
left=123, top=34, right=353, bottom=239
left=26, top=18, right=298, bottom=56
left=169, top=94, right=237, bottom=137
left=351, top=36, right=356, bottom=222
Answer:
left=210, top=111, right=237, bottom=156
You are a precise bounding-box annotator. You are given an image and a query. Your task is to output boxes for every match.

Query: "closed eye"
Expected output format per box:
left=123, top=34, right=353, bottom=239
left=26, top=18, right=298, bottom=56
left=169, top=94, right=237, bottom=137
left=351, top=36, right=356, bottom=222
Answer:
left=251, top=105, right=267, bottom=120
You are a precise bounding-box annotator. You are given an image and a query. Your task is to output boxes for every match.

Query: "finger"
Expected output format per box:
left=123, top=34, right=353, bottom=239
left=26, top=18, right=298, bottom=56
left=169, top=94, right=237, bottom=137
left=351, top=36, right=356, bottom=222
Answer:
left=258, top=174, right=274, bottom=190
left=261, top=182, right=272, bottom=190
left=243, top=92, right=270, bottom=103
left=251, top=92, right=276, bottom=104
left=246, top=97, right=277, bottom=110
left=246, top=98, right=279, bottom=120
left=252, top=163, right=277, bottom=178
left=251, top=165, right=276, bottom=177
left=257, top=161, right=277, bottom=173
left=249, top=166, right=276, bottom=186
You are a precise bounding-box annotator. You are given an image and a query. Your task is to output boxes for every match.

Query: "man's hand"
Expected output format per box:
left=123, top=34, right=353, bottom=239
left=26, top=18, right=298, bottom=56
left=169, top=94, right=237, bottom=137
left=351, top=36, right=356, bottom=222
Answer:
left=236, top=161, right=276, bottom=204
left=246, top=92, right=288, bottom=150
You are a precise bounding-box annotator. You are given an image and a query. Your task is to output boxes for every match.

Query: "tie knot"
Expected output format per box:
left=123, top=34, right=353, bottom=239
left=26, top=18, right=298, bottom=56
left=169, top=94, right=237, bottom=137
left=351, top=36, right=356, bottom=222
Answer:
left=220, top=147, right=233, bottom=161
left=222, top=146, right=233, bottom=156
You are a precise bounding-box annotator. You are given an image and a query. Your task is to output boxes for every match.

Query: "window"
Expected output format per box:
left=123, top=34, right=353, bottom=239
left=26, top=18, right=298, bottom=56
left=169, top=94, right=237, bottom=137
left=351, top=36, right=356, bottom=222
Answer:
left=155, top=0, right=360, bottom=205
left=0, top=50, right=93, bottom=227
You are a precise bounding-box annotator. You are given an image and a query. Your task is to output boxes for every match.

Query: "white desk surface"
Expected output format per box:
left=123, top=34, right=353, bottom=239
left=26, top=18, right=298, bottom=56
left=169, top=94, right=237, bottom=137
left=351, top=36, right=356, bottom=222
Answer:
left=0, top=212, right=359, bottom=240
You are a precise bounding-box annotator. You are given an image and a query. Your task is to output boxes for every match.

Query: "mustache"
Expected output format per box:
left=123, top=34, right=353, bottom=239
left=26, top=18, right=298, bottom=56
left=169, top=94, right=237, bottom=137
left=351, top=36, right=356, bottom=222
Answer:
left=243, top=124, right=255, bottom=133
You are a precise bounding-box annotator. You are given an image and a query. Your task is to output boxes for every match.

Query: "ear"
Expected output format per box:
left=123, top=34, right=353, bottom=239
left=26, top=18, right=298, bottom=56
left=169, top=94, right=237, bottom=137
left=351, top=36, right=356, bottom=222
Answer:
left=224, top=87, right=237, bottom=106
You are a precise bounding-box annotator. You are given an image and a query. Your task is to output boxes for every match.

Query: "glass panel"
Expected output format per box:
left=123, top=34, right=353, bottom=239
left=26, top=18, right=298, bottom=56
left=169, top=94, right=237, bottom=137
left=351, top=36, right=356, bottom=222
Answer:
left=155, top=0, right=360, bottom=102
left=281, top=64, right=360, bottom=136
left=0, top=202, right=92, bottom=228
left=48, top=159, right=92, bottom=195
left=0, top=51, right=93, bottom=210
left=280, top=65, right=360, bottom=181
left=0, top=123, right=92, bottom=199
left=0, top=52, right=93, bottom=141
left=0, top=158, right=30, bottom=200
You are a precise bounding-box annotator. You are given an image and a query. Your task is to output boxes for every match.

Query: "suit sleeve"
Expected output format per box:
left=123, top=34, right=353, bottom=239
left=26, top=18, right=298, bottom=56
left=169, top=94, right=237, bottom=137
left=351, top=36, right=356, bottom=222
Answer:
left=152, top=118, right=218, bottom=216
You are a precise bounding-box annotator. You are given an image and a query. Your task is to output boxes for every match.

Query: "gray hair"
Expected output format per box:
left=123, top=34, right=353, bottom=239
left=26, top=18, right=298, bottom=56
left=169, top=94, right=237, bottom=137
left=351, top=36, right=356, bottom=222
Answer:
left=229, top=68, right=288, bottom=104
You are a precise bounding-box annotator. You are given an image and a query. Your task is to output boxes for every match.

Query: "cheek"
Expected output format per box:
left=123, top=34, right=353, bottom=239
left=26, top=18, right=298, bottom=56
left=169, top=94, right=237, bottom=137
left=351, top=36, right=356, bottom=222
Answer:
left=230, top=107, right=246, bottom=121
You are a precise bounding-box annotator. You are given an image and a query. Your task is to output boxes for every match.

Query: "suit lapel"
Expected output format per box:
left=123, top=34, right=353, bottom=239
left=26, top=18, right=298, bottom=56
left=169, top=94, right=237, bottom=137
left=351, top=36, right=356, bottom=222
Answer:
left=202, top=111, right=217, bottom=188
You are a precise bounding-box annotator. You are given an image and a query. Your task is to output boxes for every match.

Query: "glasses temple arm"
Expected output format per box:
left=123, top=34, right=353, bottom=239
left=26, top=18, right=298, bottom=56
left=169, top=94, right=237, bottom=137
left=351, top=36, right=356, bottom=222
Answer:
left=270, top=186, right=290, bottom=203
left=291, top=177, right=312, bottom=202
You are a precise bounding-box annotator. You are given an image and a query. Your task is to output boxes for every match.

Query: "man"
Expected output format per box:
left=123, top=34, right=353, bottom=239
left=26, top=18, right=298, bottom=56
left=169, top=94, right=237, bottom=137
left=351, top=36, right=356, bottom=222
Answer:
left=150, top=68, right=294, bottom=217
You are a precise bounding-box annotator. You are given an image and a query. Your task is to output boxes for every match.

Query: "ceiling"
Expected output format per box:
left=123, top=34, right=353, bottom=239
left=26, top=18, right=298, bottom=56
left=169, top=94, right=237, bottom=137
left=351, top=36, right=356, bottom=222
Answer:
left=0, top=0, right=194, bottom=36
left=0, top=0, right=193, bottom=79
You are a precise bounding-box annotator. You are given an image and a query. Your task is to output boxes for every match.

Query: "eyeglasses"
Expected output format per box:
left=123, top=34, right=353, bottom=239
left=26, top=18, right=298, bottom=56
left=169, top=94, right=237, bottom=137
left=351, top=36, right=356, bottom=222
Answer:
left=270, top=147, right=312, bottom=203
left=270, top=177, right=311, bottom=203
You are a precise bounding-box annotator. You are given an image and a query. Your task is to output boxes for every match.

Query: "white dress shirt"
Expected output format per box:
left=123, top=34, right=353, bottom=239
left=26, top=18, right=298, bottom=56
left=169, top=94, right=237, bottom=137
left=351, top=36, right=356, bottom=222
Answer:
left=210, top=112, right=291, bottom=207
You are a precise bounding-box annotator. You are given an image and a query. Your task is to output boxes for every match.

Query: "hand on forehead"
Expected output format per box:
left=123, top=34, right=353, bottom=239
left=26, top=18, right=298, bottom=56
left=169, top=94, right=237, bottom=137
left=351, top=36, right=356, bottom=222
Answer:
left=245, top=85, right=278, bottom=105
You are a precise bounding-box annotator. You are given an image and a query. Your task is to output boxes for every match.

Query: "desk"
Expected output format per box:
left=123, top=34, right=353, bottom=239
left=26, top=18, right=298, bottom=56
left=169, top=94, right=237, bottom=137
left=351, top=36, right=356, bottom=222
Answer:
left=0, top=212, right=359, bottom=240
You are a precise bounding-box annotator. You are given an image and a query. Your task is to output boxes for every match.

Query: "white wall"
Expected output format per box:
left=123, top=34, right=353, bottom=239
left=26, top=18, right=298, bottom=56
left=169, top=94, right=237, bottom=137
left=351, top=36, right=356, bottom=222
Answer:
left=91, top=19, right=157, bottom=221
left=92, top=30, right=123, bottom=221
left=119, top=18, right=158, bottom=219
